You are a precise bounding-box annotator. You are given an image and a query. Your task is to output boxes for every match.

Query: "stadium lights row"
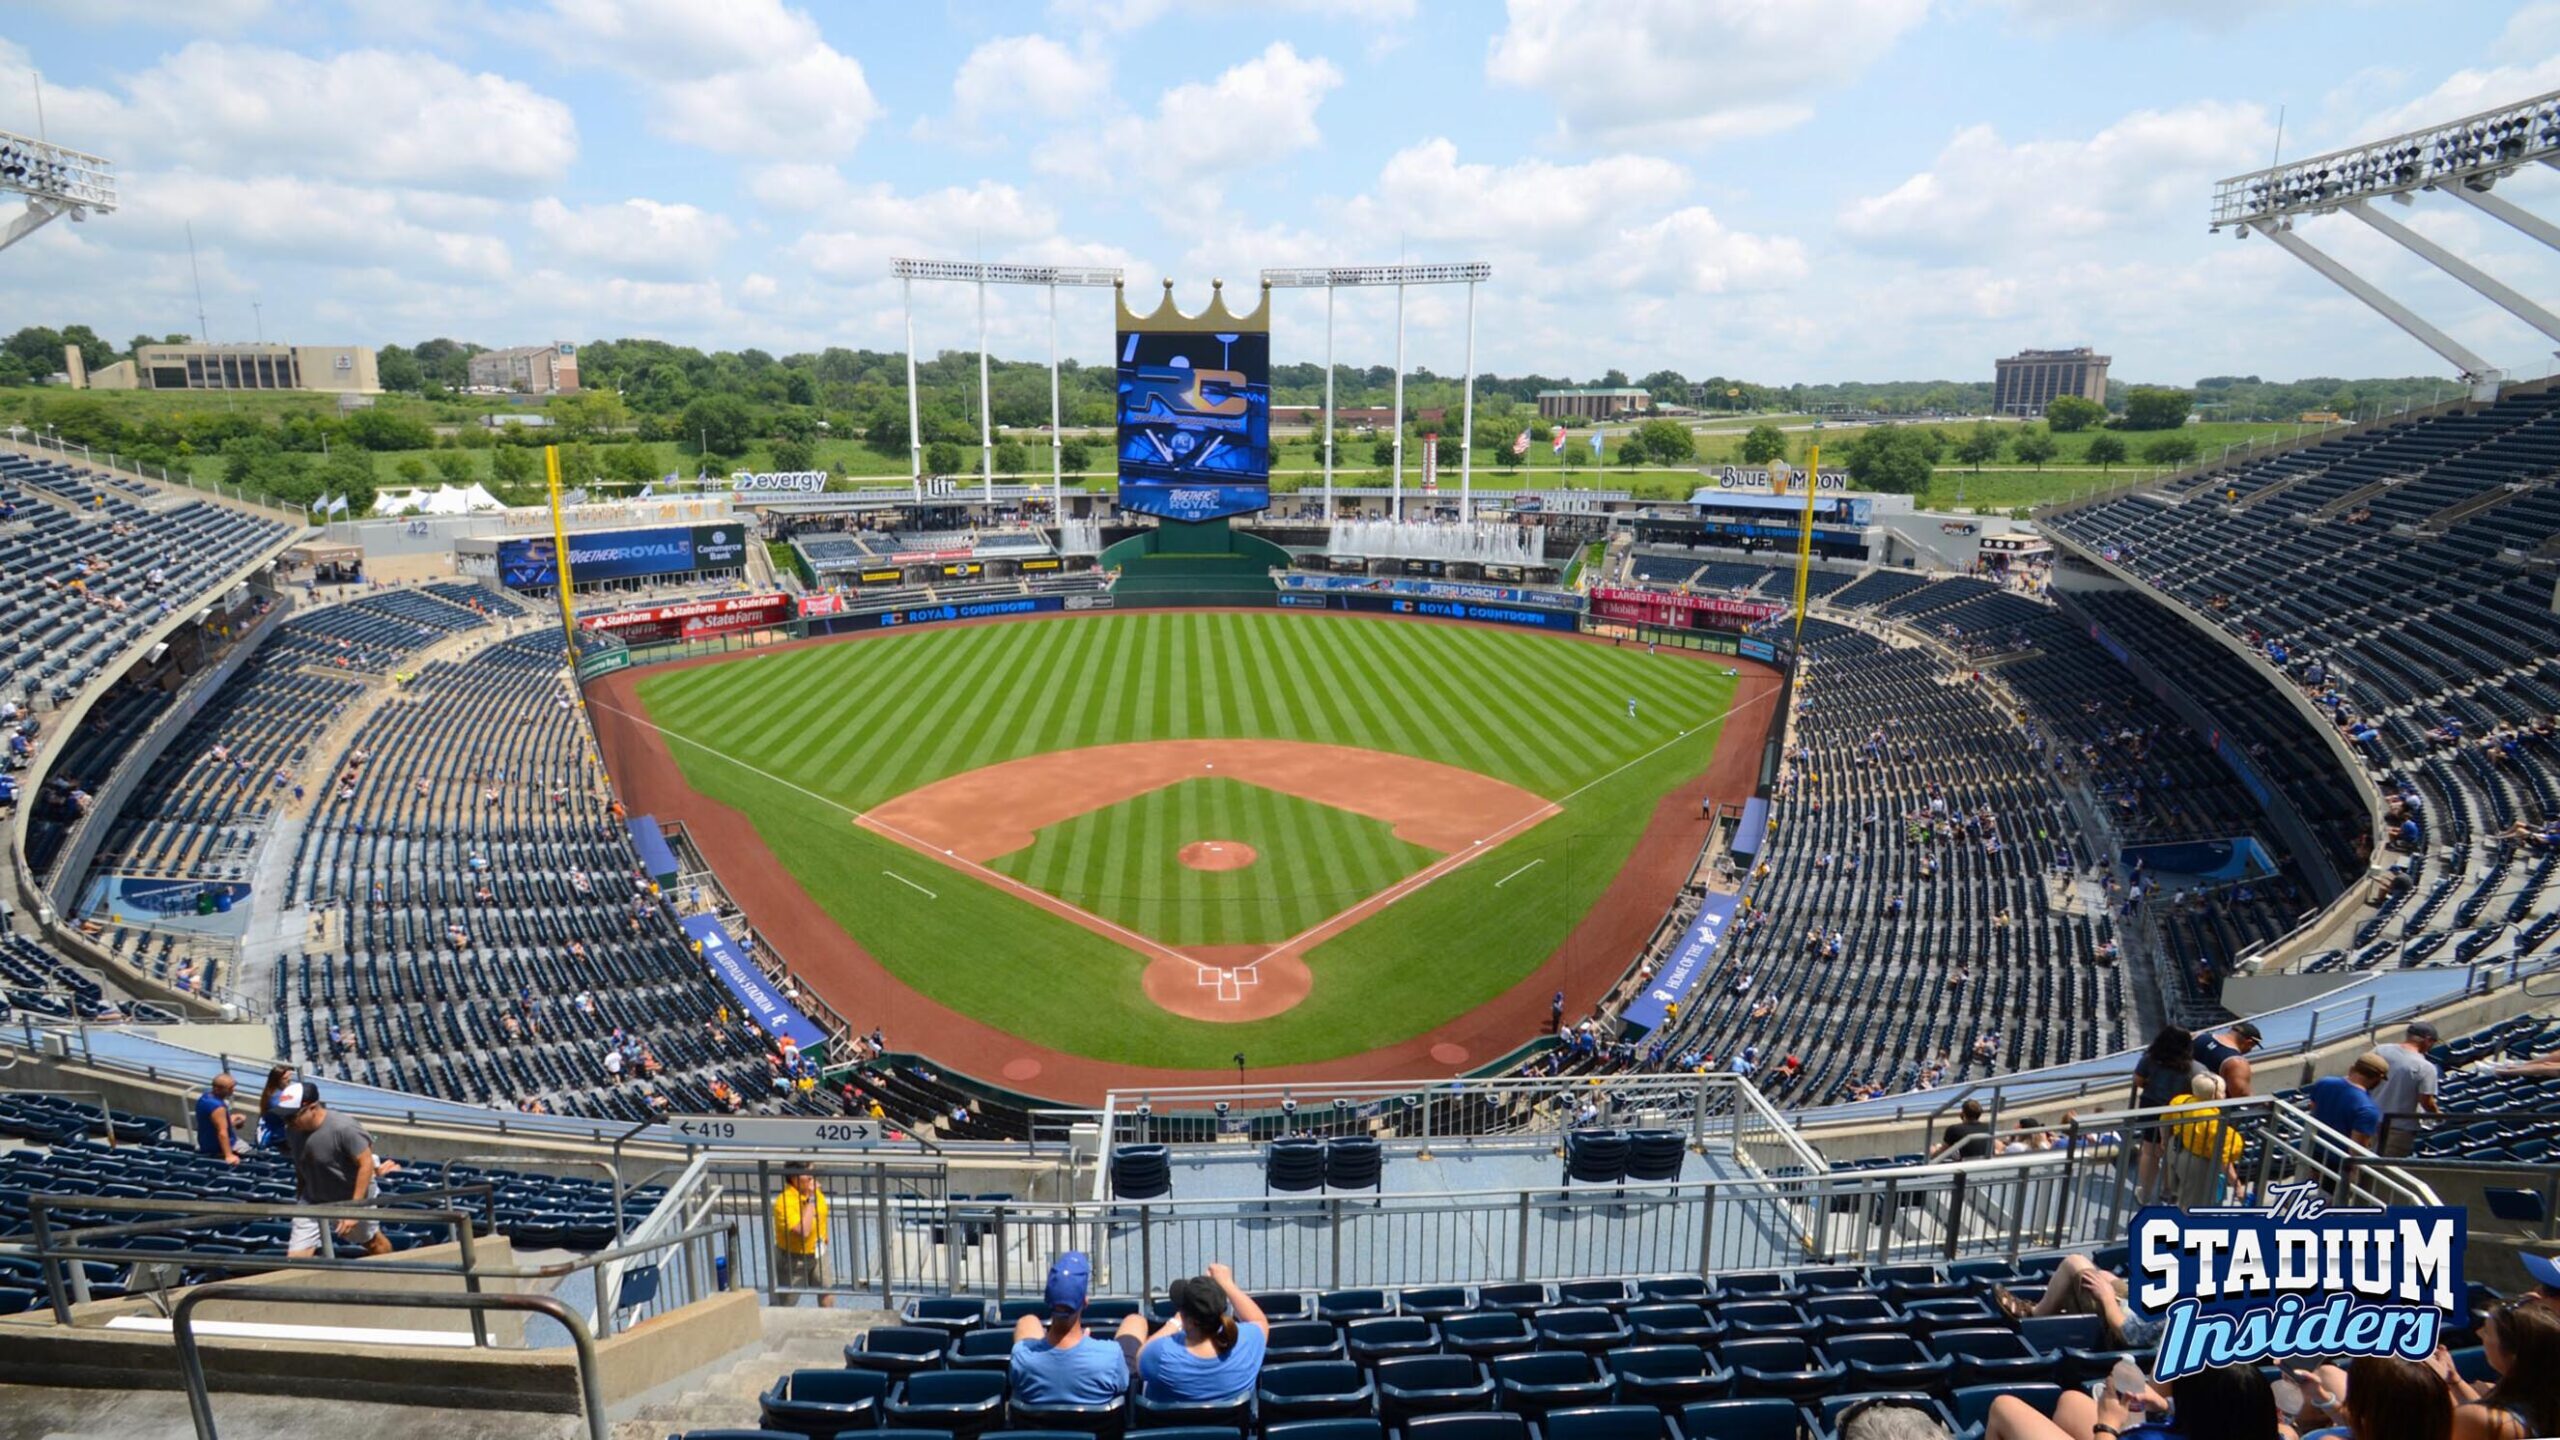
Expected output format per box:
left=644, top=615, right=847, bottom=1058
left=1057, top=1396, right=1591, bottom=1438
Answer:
left=2210, top=89, right=2560, bottom=229
left=1264, top=263, right=1493, bottom=288
left=888, top=258, right=1122, bottom=287
left=0, top=129, right=117, bottom=212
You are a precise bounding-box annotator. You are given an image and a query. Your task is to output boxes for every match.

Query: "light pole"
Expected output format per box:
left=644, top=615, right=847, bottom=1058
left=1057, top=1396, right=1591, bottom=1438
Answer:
left=891, top=259, right=1122, bottom=518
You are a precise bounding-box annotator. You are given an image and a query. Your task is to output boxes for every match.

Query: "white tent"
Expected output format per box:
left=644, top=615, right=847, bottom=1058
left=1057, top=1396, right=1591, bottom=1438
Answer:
left=371, top=483, right=505, bottom=517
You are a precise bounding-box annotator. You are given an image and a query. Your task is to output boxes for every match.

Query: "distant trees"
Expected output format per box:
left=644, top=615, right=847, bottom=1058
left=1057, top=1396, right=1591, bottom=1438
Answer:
left=768, top=436, right=816, bottom=474
left=1842, top=424, right=1937, bottom=494
left=2044, top=395, right=2106, bottom=432
left=924, top=440, right=963, bottom=474
left=339, top=407, right=434, bottom=451
left=2119, top=387, right=2193, bottom=431
left=1060, top=439, right=1092, bottom=474
left=2140, top=434, right=2201, bottom=466
left=2086, top=434, right=2128, bottom=470
left=2011, top=425, right=2059, bottom=470
left=1633, top=418, right=1695, bottom=464
left=1954, top=422, right=2004, bottom=472
left=681, top=394, right=754, bottom=456
left=1738, top=423, right=1788, bottom=465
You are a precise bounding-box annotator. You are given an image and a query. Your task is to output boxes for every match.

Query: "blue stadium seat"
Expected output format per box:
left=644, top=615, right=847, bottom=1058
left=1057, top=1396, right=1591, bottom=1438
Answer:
left=1399, top=1413, right=1532, bottom=1440
left=1714, top=1302, right=1815, bottom=1341
left=1716, top=1338, right=1843, bottom=1400
left=1371, top=1354, right=1494, bottom=1422
left=1823, top=1333, right=1954, bottom=1392
left=1269, top=1319, right=1351, bottom=1364
left=1258, top=1363, right=1377, bottom=1424
left=1266, top=1139, right=1327, bottom=1198
left=1490, top=1351, right=1612, bottom=1418
left=1601, top=1344, right=1731, bottom=1410
left=1396, top=1287, right=1476, bottom=1322
left=889, top=1371, right=1009, bottom=1440
left=1563, top=1131, right=1631, bottom=1186
left=1627, top=1305, right=1724, bottom=1347
left=2017, top=1314, right=2136, bottom=1386
left=1533, top=1308, right=1632, bottom=1356
left=1558, top=1279, right=1633, bottom=1312
left=950, top=1327, right=1019, bottom=1371
left=1926, top=1328, right=2058, bottom=1387
left=1346, top=1316, right=1439, bottom=1367
left=1318, top=1289, right=1394, bottom=1327
left=1005, top=1396, right=1130, bottom=1438
left=1540, top=1405, right=1680, bottom=1440
left=1132, top=1391, right=1253, bottom=1434
left=1441, top=1312, right=1537, bottom=1361
left=1633, top=1278, right=1708, bottom=1305
left=1624, top=1132, right=1685, bottom=1184
left=1324, top=1139, right=1385, bottom=1197
left=1676, top=1398, right=1802, bottom=1440
left=1476, top=1283, right=1552, bottom=1316
left=759, top=1368, right=888, bottom=1438
left=1802, top=1295, right=1904, bottom=1339
left=912, top=1296, right=996, bottom=1336
left=1952, top=1384, right=2062, bottom=1440
left=1263, top=1421, right=1385, bottom=1440
left=1112, top=1146, right=1173, bottom=1202
left=850, top=1325, right=957, bottom=1375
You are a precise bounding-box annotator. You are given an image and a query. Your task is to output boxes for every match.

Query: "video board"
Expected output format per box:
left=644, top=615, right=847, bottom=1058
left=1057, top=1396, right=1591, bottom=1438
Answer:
left=496, top=524, right=747, bottom=589
left=1116, top=326, right=1270, bottom=523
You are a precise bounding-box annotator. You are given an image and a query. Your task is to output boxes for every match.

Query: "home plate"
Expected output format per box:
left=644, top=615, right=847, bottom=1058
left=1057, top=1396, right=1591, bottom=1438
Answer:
left=1197, top=966, right=1260, bottom=1003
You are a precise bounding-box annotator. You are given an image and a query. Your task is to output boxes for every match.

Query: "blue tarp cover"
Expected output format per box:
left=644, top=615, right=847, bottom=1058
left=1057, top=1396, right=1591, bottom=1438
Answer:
left=1623, top=893, right=1741, bottom=1032
left=1732, top=797, right=1771, bottom=856
left=682, top=914, right=827, bottom=1052
left=628, top=815, right=680, bottom=883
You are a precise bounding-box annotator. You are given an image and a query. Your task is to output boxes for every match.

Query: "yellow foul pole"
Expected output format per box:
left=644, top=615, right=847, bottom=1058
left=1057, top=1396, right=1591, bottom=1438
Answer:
left=1791, top=444, right=1820, bottom=639
left=544, top=444, right=578, bottom=649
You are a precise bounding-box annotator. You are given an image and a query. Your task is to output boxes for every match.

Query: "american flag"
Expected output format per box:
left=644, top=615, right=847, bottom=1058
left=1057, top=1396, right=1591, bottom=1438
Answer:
left=1511, top=429, right=1531, bottom=457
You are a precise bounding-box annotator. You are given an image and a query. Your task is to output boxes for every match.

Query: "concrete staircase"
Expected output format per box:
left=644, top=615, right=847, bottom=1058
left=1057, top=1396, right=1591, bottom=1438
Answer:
left=611, top=1304, right=897, bottom=1439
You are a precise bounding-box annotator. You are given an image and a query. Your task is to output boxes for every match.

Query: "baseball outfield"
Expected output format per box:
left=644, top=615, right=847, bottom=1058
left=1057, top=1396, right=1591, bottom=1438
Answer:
left=587, top=610, right=1776, bottom=1088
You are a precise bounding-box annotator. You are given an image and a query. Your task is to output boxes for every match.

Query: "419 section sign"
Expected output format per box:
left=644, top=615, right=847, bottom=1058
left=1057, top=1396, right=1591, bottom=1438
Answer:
left=669, top=1115, right=883, bottom=1147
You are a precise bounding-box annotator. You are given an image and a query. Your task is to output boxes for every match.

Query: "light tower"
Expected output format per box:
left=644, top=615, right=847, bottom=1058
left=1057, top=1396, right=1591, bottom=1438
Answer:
left=1261, top=263, right=1492, bottom=523
left=889, top=259, right=1123, bottom=509
left=0, top=128, right=116, bottom=254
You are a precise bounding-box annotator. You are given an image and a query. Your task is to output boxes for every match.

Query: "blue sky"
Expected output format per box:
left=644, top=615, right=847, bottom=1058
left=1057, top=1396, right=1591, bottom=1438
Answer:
left=2, top=0, right=2555, bottom=384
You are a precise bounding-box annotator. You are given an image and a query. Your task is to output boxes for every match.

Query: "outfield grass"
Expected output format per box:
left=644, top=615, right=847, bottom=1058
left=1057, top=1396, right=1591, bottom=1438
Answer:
left=632, top=612, right=1736, bottom=1067
left=989, top=776, right=1438, bottom=945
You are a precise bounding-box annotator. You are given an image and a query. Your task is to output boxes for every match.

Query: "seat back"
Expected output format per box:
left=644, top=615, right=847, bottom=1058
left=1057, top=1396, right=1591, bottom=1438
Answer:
left=1133, top=1391, right=1254, bottom=1433
left=1324, top=1138, right=1384, bottom=1193
left=1266, top=1139, right=1326, bottom=1195
left=1003, top=1396, right=1131, bottom=1439
left=1539, top=1405, right=1668, bottom=1440
left=1563, top=1130, right=1631, bottom=1184
left=1397, top=1286, right=1474, bottom=1320
left=1111, top=1145, right=1172, bottom=1201
left=1399, top=1414, right=1530, bottom=1440
left=1269, top=1319, right=1350, bottom=1363
left=1475, top=1282, right=1551, bottom=1314
left=1262, top=1421, right=1384, bottom=1440
left=1624, top=1130, right=1685, bottom=1183
left=1675, top=1399, right=1800, bottom=1440
left=1258, top=1361, right=1376, bottom=1422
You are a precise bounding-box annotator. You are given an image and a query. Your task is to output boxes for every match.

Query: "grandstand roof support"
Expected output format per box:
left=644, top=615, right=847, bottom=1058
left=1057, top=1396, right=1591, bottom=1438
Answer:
left=2343, top=199, right=2560, bottom=348
left=2440, top=180, right=2560, bottom=255
left=2253, top=224, right=2502, bottom=395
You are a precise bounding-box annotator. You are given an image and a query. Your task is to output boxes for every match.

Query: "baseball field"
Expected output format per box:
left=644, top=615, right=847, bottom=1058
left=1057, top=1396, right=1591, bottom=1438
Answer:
left=600, top=611, right=1757, bottom=1076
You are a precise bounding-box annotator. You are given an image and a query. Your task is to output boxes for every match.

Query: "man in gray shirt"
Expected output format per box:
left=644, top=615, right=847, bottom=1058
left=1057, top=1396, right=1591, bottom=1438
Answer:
left=2371, top=1022, right=2441, bottom=1157
left=278, top=1082, right=392, bottom=1258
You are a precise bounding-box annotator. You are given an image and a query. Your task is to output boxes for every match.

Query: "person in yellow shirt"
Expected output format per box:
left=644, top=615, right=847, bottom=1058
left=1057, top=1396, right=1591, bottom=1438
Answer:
left=2167, top=1072, right=2244, bottom=1207
left=771, top=1163, right=833, bottom=1307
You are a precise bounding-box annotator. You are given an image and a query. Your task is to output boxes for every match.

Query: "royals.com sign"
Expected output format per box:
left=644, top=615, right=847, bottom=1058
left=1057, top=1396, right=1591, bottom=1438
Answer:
left=497, top=524, right=752, bottom=588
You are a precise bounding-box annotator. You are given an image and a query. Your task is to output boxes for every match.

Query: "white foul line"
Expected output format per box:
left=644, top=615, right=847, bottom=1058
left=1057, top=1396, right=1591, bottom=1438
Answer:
left=1494, top=859, right=1544, bottom=888
left=882, top=870, right=937, bottom=899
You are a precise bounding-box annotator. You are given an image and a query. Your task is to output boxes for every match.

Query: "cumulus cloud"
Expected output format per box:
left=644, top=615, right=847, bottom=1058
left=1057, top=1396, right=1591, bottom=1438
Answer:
left=949, top=34, right=1111, bottom=128
left=1486, top=0, right=1930, bottom=146
left=1039, top=41, right=1341, bottom=183
left=530, top=198, right=734, bottom=278
left=541, top=0, right=880, bottom=157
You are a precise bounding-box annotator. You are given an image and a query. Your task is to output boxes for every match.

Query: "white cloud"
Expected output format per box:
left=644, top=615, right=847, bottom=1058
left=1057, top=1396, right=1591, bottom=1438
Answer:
left=1049, top=0, right=1412, bottom=31
left=1040, top=41, right=1341, bottom=183
left=12, top=42, right=577, bottom=191
left=1837, top=103, right=2272, bottom=257
left=1977, top=0, right=2307, bottom=31
left=788, top=181, right=1081, bottom=283
left=950, top=34, right=1110, bottom=127
left=19, top=0, right=272, bottom=28
left=1486, top=0, right=1930, bottom=146
left=542, top=0, right=879, bottom=157
left=530, top=198, right=734, bottom=278
left=127, top=172, right=514, bottom=279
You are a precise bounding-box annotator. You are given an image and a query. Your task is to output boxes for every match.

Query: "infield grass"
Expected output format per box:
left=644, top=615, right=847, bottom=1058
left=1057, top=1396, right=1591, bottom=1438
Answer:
left=990, top=777, right=1438, bottom=946
left=630, top=611, right=1739, bottom=1068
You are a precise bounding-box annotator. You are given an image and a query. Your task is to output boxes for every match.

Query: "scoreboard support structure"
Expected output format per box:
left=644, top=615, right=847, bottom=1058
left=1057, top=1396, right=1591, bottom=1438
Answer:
left=890, top=259, right=1123, bottom=509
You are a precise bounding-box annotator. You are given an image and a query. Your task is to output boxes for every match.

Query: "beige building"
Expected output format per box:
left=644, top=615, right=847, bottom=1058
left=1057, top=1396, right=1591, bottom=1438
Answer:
left=468, top=342, right=582, bottom=394
left=79, top=343, right=381, bottom=394
left=1536, top=387, right=1652, bottom=421
left=1993, top=347, right=2109, bottom=416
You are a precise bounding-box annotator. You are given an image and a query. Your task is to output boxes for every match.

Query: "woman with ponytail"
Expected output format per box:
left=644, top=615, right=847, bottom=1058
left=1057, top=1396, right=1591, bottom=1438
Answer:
left=1137, top=1262, right=1270, bottom=1403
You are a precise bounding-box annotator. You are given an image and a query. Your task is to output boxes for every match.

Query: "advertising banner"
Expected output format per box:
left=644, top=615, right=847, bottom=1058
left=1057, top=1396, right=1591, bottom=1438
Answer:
left=498, top=526, right=698, bottom=588
left=1280, top=591, right=1582, bottom=631
left=1621, top=893, right=1739, bottom=1031
left=1590, top=586, right=1785, bottom=629
left=796, top=592, right=845, bottom=618
left=691, top=523, right=749, bottom=570
left=682, top=915, right=827, bottom=1052
left=1739, top=636, right=1779, bottom=663
left=727, top=470, right=829, bottom=494
left=581, top=593, right=792, bottom=635
left=1280, top=575, right=1584, bottom=611
left=680, top=598, right=791, bottom=638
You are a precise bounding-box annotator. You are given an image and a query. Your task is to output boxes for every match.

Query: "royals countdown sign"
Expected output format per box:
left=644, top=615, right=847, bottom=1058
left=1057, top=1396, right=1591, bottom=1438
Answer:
left=1622, top=893, right=1739, bottom=1030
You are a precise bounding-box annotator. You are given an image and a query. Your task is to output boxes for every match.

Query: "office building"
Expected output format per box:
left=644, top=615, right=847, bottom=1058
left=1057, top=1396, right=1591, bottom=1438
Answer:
left=1993, top=347, right=2110, bottom=416
left=78, top=343, right=381, bottom=394
left=468, top=343, right=582, bottom=394
left=1535, top=388, right=1652, bottom=421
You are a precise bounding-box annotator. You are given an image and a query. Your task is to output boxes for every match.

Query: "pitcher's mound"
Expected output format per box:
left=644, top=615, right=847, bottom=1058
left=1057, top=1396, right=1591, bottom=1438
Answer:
left=1177, top=840, right=1257, bottom=872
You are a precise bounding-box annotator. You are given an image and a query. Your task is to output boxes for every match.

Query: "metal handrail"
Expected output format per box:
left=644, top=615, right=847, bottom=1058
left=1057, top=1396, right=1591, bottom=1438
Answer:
left=173, top=1283, right=607, bottom=1440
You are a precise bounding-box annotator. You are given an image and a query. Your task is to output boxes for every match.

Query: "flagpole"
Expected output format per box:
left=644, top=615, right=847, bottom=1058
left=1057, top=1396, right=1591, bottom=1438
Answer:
left=1792, top=445, right=1820, bottom=640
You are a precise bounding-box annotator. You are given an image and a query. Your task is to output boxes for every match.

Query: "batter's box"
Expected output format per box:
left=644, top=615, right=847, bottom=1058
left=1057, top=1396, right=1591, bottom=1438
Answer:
left=1197, top=966, right=1261, bottom=1003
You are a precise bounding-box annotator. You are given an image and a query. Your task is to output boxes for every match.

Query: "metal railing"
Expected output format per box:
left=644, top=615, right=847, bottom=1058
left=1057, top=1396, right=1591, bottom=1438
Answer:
left=24, top=1184, right=741, bottom=1341
left=174, top=1284, right=607, bottom=1440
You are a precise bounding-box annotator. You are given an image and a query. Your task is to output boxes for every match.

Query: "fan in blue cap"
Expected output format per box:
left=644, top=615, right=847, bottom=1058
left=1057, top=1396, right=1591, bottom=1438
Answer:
left=1008, top=1250, right=1144, bottom=1406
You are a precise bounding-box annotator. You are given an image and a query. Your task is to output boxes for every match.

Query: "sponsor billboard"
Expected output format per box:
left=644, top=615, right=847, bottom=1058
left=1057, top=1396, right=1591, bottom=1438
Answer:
left=1116, top=298, right=1270, bottom=523
left=1589, top=586, right=1786, bottom=629
left=691, top=524, right=748, bottom=570
left=728, top=470, right=828, bottom=494
left=498, top=526, right=698, bottom=588
left=682, top=915, right=827, bottom=1052
left=1280, top=592, right=1582, bottom=631
left=1622, top=893, right=1738, bottom=1031
left=796, top=592, right=845, bottom=618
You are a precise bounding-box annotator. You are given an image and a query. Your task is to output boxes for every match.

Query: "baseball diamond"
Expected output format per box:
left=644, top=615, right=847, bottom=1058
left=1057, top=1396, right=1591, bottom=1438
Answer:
left=588, top=609, right=1778, bottom=1082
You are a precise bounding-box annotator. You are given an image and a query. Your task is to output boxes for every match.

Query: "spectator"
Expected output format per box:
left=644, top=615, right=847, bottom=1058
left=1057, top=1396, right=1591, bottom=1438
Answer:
left=2448, top=1301, right=2560, bottom=1440
left=2304, top=1053, right=2389, bottom=1148
left=194, top=1072, right=240, bottom=1164
left=278, top=1082, right=392, bottom=1259
left=2372, top=1023, right=2442, bottom=1157
left=770, top=1163, right=833, bottom=1308
left=1138, top=1263, right=1269, bottom=1403
left=2131, top=1026, right=2196, bottom=1201
left=1986, top=1362, right=2273, bottom=1440
left=1933, top=1098, right=1996, bottom=1162
left=1838, top=1399, right=1954, bottom=1440
left=2293, top=1355, right=2449, bottom=1440
left=2167, top=1073, right=2245, bottom=1207
left=254, top=1064, right=296, bottom=1150
left=2192, top=1020, right=2263, bottom=1098
left=1010, top=1251, right=1143, bottom=1405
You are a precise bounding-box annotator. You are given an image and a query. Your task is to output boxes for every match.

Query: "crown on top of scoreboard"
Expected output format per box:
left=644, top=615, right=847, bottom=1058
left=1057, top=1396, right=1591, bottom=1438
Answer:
left=1116, top=276, right=1270, bottom=334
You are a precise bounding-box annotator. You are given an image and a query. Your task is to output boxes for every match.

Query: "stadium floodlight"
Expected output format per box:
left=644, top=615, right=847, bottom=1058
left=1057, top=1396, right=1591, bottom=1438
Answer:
left=891, top=257, right=1124, bottom=508
left=2209, top=89, right=2560, bottom=396
left=1260, top=262, right=1494, bottom=523
left=0, top=127, right=117, bottom=254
